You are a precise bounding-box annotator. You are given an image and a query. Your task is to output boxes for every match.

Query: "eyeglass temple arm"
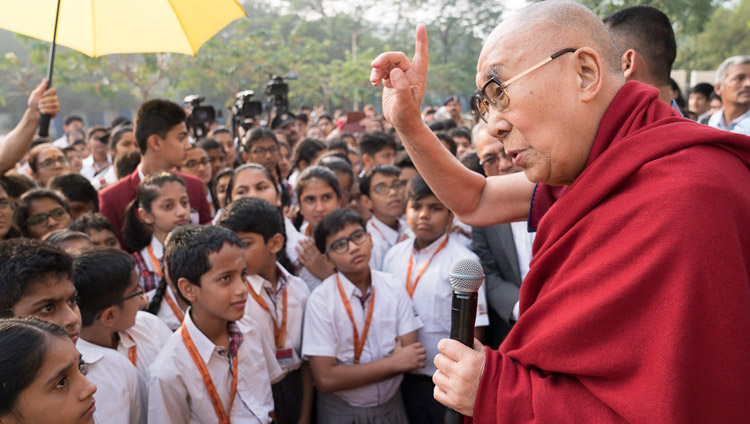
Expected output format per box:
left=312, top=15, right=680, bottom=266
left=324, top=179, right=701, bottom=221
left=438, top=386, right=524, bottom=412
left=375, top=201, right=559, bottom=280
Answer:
left=504, top=48, right=577, bottom=87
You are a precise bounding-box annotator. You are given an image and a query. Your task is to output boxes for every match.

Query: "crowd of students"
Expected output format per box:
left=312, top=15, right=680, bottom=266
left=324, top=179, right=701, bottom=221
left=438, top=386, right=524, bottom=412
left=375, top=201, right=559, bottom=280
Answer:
left=0, top=96, right=492, bottom=424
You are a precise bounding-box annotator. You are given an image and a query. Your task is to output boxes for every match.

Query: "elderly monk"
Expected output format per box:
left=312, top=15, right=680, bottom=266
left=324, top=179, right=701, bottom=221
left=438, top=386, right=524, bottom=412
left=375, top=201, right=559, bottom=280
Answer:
left=370, top=1, right=750, bottom=422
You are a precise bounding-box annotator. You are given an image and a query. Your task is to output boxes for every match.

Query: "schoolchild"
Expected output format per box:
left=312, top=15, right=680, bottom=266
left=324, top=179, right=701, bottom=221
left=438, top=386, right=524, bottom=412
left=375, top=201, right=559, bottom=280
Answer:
left=123, top=171, right=190, bottom=292
left=359, top=164, right=408, bottom=270
left=303, top=209, right=425, bottom=423
left=382, top=175, right=489, bottom=424
left=219, top=197, right=313, bottom=424
left=148, top=225, right=283, bottom=423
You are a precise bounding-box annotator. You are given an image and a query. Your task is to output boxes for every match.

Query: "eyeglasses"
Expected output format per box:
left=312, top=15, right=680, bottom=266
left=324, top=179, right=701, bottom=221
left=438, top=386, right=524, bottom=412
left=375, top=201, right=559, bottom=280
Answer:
left=38, top=156, right=70, bottom=169
left=119, top=288, right=145, bottom=303
left=251, top=145, right=279, bottom=156
left=184, top=158, right=210, bottom=169
left=326, top=229, right=369, bottom=254
left=0, top=198, right=15, bottom=212
left=471, top=48, right=577, bottom=122
left=479, top=154, right=500, bottom=168
left=26, top=207, right=68, bottom=227
left=371, top=180, right=406, bottom=195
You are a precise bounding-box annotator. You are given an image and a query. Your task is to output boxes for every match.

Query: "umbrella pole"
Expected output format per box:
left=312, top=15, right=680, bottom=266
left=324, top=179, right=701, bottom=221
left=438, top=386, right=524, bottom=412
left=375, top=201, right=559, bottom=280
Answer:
left=38, top=0, right=61, bottom=137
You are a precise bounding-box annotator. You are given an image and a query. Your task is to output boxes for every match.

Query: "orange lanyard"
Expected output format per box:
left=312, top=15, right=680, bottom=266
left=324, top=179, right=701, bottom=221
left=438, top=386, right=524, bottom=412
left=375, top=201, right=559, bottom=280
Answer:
left=304, top=225, right=311, bottom=237
left=335, top=274, right=375, bottom=364
left=165, top=287, right=185, bottom=323
left=370, top=221, right=387, bottom=242
left=180, top=323, right=238, bottom=424
left=147, top=244, right=163, bottom=279
left=406, top=234, right=449, bottom=297
left=125, top=334, right=137, bottom=367
left=247, top=282, right=288, bottom=349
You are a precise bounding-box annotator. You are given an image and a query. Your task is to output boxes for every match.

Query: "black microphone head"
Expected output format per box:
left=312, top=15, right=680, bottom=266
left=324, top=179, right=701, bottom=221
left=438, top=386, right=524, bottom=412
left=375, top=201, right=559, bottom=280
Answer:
left=448, top=258, right=484, bottom=293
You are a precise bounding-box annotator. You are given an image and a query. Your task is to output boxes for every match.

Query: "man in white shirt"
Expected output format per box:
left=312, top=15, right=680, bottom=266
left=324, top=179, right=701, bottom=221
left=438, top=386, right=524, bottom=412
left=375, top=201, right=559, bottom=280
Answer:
left=80, top=126, right=112, bottom=182
left=708, top=56, right=750, bottom=136
left=53, top=114, right=84, bottom=148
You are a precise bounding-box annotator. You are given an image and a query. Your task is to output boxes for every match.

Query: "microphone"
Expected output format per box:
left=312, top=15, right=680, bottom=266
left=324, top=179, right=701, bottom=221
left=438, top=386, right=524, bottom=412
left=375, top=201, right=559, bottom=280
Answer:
left=445, top=258, right=485, bottom=424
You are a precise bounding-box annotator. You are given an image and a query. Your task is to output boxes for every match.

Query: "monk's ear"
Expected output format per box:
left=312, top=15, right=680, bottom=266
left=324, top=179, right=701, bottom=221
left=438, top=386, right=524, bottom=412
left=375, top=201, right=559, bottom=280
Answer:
left=620, top=49, right=636, bottom=78
left=573, top=47, right=604, bottom=102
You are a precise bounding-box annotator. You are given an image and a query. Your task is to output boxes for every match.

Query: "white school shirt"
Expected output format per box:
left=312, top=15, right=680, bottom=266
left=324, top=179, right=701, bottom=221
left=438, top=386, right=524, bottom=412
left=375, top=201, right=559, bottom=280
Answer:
left=117, top=311, right=174, bottom=378
left=80, top=154, right=112, bottom=182
left=302, top=270, right=423, bottom=407
left=366, top=215, right=407, bottom=271
left=146, top=285, right=186, bottom=331
left=148, top=310, right=283, bottom=424
left=245, top=264, right=310, bottom=376
left=139, top=236, right=163, bottom=275
left=90, top=166, right=117, bottom=190
left=383, top=234, right=489, bottom=376
left=76, top=338, right=147, bottom=424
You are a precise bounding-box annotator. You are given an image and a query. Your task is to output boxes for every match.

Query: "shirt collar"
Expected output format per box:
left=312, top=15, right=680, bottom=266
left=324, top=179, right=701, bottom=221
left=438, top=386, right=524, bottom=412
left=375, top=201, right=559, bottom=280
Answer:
left=245, top=263, right=289, bottom=296
left=137, top=164, right=145, bottom=182
left=370, top=215, right=400, bottom=243
left=336, top=271, right=371, bottom=300
left=118, top=332, right=136, bottom=350
left=183, top=308, right=222, bottom=365
left=76, top=338, right=105, bottom=364
left=150, top=236, right=164, bottom=258
left=413, top=232, right=449, bottom=255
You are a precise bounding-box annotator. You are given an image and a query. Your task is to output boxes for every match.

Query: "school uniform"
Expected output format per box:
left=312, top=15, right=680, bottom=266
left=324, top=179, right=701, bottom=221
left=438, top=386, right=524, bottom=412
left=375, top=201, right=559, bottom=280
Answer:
left=302, top=270, right=423, bottom=423
left=134, top=236, right=164, bottom=292
left=146, top=284, right=187, bottom=331
left=116, top=311, right=174, bottom=378
left=245, top=264, right=310, bottom=424
left=148, top=309, right=283, bottom=424
left=366, top=215, right=407, bottom=271
left=383, top=233, right=489, bottom=424
left=77, top=338, right=147, bottom=424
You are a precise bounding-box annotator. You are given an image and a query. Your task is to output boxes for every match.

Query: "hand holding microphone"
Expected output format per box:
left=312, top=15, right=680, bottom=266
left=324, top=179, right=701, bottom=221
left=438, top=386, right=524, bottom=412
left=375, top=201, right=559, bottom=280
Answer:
left=433, top=258, right=487, bottom=420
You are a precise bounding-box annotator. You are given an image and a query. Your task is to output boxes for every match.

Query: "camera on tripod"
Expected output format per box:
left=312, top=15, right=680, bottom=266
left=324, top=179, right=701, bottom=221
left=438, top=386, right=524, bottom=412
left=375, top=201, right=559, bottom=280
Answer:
left=184, top=95, right=221, bottom=139
left=265, top=74, right=297, bottom=117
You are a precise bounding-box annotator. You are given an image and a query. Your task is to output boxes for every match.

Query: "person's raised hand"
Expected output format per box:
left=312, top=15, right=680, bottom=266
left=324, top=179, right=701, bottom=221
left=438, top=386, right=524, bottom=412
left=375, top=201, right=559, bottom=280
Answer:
left=389, top=339, right=427, bottom=373
left=296, top=239, right=334, bottom=280
left=432, top=338, right=486, bottom=416
left=370, top=24, right=429, bottom=135
left=27, top=80, right=59, bottom=121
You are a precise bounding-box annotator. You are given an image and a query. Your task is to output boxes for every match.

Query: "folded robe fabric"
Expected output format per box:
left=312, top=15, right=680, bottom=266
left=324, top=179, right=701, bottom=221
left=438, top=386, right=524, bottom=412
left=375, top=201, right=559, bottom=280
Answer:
left=471, top=81, right=750, bottom=423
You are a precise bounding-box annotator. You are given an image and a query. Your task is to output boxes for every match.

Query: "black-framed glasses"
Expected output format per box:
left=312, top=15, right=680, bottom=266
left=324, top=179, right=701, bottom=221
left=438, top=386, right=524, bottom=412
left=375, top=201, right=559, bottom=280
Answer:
left=120, top=288, right=145, bottom=303
left=184, top=158, right=210, bottom=169
left=39, top=156, right=70, bottom=169
left=371, top=180, right=406, bottom=195
left=251, top=145, right=279, bottom=156
left=471, top=48, right=577, bottom=122
left=479, top=154, right=500, bottom=168
left=26, top=207, right=68, bottom=227
left=326, top=229, right=369, bottom=254
left=0, top=198, right=15, bottom=212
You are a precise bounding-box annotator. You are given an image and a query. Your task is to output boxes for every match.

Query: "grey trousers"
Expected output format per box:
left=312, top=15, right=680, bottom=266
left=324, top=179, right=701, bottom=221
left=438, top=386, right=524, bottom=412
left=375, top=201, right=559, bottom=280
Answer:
left=316, top=389, right=409, bottom=424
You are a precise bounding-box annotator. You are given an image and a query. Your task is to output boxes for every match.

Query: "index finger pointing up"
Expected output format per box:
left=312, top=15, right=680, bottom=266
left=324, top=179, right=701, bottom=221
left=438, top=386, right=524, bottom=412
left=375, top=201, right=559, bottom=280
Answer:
left=411, top=23, right=429, bottom=76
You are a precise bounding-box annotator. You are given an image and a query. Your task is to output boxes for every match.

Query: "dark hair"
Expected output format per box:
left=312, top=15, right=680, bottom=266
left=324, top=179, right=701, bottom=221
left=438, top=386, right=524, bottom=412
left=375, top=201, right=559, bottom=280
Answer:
left=317, top=114, right=333, bottom=124
left=314, top=209, right=366, bottom=253
left=108, top=125, right=134, bottom=151
left=14, top=189, right=69, bottom=237
left=49, top=174, right=99, bottom=212
left=319, top=155, right=353, bottom=180
left=115, top=150, right=141, bottom=179
left=123, top=172, right=187, bottom=252
left=327, top=138, right=349, bottom=153
left=292, top=138, right=327, bottom=170
left=42, top=230, right=92, bottom=247
left=359, top=131, right=396, bottom=158
left=218, top=197, right=294, bottom=274
left=28, top=143, right=64, bottom=175
left=359, top=164, right=401, bottom=197
left=709, top=92, right=722, bottom=103
left=436, top=132, right=458, bottom=156
left=296, top=113, right=310, bottom=125
left=0, top=317, right=70, bottom=415
left=226, top=163, right=279, bottom=206
left=242, top=128, right=278, bottom=153
left=690, top=82, right=714, bottom=98
left=109, top=116, right=132, bottom=129
left=0, top=175, right=36, bottom=200
left=64, top=115, right=83, bottom=126
left=85, top=126, right=108, bottom=144
left=73, top=248, right=136, bottom=327
left=295, top=165, right=342, bottom=200
left=428, top=119, right=457, bottom=132
left=0, top=239, right=73, bottom=318
left=133, top=99, right=187, bottom=153
left=196, top=138, right=224, bottom=154
left=212, top=127, right=232, bottom=137
left=164, top=224, right=243, bottom=305
left=603, top=5, right=676, bottom=84
left=459, top=150, right=484, bottom=176
left=448, top=127, right=472, bottom=143
left=393, top=150, right=415, bottom=170
left=68, top=212, right=118, bottom=238
left=406, top=174, right=436, bottom=203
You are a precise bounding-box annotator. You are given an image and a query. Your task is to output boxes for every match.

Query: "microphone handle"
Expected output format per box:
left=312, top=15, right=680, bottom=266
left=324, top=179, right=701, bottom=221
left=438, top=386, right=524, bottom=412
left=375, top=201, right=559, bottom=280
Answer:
left=446, top=291, right=478, bottom=424
left=38, top=114, right=51, bottom=137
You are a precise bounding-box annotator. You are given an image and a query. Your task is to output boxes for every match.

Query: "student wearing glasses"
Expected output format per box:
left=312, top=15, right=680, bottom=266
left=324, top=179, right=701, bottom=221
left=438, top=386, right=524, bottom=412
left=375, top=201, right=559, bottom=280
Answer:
left=180, top=145, right=215, bottom=216
left=27, top=143, right=71, bottom=188
left=14, top=189, right=72, bottom=240
left=0, top=183, right=21, bottom=240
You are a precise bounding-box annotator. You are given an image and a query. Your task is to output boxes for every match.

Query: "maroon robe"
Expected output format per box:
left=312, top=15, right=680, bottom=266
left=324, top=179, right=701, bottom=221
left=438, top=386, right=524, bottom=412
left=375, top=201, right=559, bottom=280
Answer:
left=471, top=81, right=750, bottom=423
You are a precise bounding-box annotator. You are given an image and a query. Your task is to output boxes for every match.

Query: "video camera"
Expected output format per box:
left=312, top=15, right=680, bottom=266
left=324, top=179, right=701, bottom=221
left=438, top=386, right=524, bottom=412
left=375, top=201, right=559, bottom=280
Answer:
left=184, top=95, right=222, bottom=139
left=264, top=74, right=297, bottom=117
left=231, top=90, right=263, bottom=131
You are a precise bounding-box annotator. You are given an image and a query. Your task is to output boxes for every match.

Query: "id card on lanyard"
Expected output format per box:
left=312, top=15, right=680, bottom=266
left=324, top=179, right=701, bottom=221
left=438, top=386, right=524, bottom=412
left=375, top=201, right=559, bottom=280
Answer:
left=247, top=282, right=294, bottom=367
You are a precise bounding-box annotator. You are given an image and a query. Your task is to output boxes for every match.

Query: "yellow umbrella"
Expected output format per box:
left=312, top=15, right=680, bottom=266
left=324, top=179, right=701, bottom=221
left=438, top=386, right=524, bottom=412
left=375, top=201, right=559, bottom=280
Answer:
left=0, top=0, right=246, bottom=133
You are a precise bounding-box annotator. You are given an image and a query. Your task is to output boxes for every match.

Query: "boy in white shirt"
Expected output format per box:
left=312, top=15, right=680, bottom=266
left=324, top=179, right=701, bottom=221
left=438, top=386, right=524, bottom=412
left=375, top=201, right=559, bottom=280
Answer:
left=74, top=248, right=165, bottom=423
left=218, top=197, right=313, bottom=424
left=383, top=175, right=489, bottom=424
left=149, top=224, right=283, bottom=423
left=359, top=164, right=408, bottom=271
left=304, top=209, right=426, bottom=423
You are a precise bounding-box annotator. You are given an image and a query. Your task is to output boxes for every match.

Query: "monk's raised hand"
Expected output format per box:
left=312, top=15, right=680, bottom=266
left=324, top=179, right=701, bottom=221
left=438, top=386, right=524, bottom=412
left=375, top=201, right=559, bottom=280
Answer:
left=370, top=24, right=428, bottom=135
left=432, top=338, right=485, bottom=416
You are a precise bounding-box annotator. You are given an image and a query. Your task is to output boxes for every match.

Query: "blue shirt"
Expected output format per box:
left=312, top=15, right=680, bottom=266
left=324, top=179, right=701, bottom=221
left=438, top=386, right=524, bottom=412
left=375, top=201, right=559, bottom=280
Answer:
left=708, top=107, right=750, bottom=136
